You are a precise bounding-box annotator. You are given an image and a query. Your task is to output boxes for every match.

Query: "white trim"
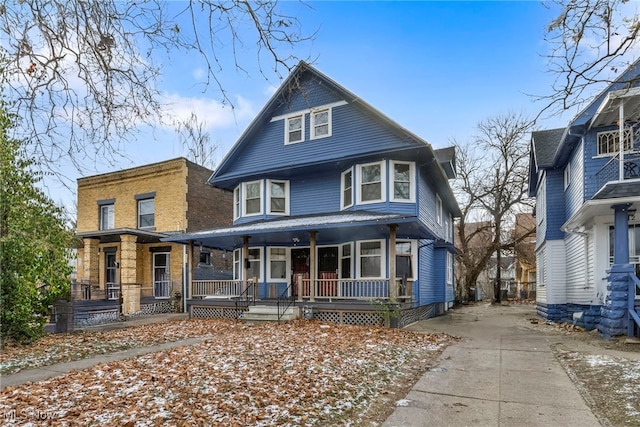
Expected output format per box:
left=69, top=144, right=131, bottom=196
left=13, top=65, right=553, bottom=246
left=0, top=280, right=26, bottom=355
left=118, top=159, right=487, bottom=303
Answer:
left=341, top=167, right=354, bottom=210
left=390, top=160, right=415, bottom=202
left=242, top=180, right=263, bottom=217
left=270, top=100, right=347, bottom=122
left=356, top=239, right=386, bottom=279
left=395, top=239, right=417, bottom=279
left=246, top=247, right=264, bottom=282
left=310, top=107, right=332, bottom=140
left=285, top=114, right=305, bottom=145
left=267, top=247, right=289, bottom=281
left=357, top=161, right=386, bottom=205
left=436, top=194, right=443, bottom=225
left=233, top=186, right=240, bottom=220
left=267, top=179, right=290, bottom=215
left=340, top=242, right=353, bottom=279
left=564, top=163, right=570, bottom=190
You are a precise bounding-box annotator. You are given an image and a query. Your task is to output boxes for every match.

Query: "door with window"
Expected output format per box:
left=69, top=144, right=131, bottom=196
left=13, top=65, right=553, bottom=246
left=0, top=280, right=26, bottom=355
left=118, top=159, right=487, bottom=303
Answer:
left=153, top=253, right=171, bottom=298
left=291, top=248, right=310, bottom=297
left=105, top=252, right=119, bottom=301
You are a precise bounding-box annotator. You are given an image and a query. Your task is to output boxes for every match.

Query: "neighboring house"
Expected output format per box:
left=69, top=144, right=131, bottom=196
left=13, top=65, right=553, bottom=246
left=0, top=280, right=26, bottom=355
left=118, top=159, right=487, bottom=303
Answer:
left=529, top=61, right=640, bottom=337
left=166, top=62, right=461, bottom=326
left=75, top=158, right=233, bottom=317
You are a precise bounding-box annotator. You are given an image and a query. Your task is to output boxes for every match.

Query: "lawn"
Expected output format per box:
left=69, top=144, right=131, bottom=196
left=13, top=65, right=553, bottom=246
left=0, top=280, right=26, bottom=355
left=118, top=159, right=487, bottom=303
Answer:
left=0, top=319, right=455, bottom=425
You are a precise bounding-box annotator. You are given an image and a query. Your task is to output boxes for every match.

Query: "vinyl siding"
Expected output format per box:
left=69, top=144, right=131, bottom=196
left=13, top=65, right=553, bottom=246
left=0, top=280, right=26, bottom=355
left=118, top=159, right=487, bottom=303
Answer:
left=418, top=166, right=439, bottom=236
left=545, top=169, right=566, bottom=241
left=564, top=142, right=584, bottom=219
left=536, top=245, right=547, bottom=304
left=564, top=231, right=591, bottom=304
left=545, top=239, right=567, bottom=305
left=417, top=239, right=437, bottom=305
left=225, top=89, right=418, bottom=179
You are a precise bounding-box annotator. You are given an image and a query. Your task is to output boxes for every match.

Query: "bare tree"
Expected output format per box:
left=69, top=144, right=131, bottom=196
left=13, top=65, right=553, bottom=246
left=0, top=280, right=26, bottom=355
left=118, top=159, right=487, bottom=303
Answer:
left=175, top=112, right=217, bottom=169
left=453, top=112, right=535, bottom=303
left=0, top=0, right=313, bottom=178
left=541, top=0, right=640, bottom=115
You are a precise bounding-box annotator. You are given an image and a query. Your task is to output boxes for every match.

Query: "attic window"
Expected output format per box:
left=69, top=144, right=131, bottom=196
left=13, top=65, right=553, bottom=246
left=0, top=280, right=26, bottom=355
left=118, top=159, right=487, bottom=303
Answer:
left=286, top=115, right=304, bottom=144
left=311, top=108, right=331, bottom=139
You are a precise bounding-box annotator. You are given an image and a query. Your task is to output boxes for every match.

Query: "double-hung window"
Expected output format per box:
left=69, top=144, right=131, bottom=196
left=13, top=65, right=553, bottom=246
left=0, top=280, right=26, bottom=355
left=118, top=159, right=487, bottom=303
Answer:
left=233, top=186, right=240, bottom=220
left=138, top=198, right=155, bottom=228
left=358, top=240, right=385, bottom=278
left=358, top=162, right=385, bottom=204
left=247, top=248, right=262, bottom=281
left=446, top=252, right=454, bottom=285
left=311, top=108, right=331, bottom=139
left=391, top=161, right=414, bottom=202
left=286, top=115, right=304, bottom=144
left=436, top=194, right=443, bottom=225
left=243, top=181, right=262, bottom=216
left=268, top=180, right=289, bottom=215
left=269, top=247, right=287, bottom=280
left=340, top=243, right=352, bottom=279
left=99, top=203, right=115, bottom=230
left=341, top=168, right=353, bottom=209
left=396, top=240, right=416, bottom=279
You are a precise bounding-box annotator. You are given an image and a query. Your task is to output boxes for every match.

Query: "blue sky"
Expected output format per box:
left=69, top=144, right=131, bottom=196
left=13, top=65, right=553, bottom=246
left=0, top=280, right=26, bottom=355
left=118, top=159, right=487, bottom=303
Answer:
left=47, top=1, right=578, bottom=210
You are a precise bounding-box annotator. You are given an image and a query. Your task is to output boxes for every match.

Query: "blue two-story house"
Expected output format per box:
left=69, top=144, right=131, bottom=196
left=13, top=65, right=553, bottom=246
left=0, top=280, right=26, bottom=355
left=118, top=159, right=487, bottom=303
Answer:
left=529, top=60, right=640, bottom=337
left=166, top=62, right=461, bottom=327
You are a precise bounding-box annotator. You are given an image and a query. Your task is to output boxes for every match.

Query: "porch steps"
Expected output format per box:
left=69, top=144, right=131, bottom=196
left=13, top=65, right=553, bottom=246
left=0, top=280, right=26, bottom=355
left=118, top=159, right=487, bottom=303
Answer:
left=243, top=305, right=300, bottom=323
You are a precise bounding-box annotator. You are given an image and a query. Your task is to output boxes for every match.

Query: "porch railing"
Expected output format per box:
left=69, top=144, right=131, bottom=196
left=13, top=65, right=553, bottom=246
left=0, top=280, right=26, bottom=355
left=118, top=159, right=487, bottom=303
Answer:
left=192, top=280, right=243, bottom=298
left=299, top=278, right=413, bottom=301
left=595, top=152, right=640, bottom=189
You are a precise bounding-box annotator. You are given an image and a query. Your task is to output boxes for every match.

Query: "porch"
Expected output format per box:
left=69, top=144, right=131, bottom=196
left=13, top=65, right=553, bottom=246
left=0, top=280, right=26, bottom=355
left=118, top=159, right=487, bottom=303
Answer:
left=191, top=277, right=413, bottom=302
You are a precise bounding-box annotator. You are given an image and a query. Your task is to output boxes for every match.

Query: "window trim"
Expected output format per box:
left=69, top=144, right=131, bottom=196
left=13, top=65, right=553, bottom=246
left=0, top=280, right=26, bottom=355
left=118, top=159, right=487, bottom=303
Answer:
left=436, top=194, right=443, bottom=225
left=564, top=164, right=570, bottom=190
left=390, top=160, right=415, bottom=202
left=396, top=239, right=417, bottom=279
left=152, top=252, right=171, bottom=299
left=246, top=247, right=263, bottom=282
left=340, top=242, right=353, bottom=279
left=99, top=203, right=115, bottom=231
left=267, top=247, right=288, bottom=281
left=233, top=186, right=241, bottom=220
left=137, top=198, right=155, bottom=229
left=310, top=107, right=332, bottom=140
left=596, top=128, right=633, bottom=157
left=285, top=114, right=305, bottom=145
left=341, top=168, right=354, bottom=210
left=357, top=161, right=386, bottom=205
left=356, top=239, right=386, bottom=279
left=267, top=179, right=290, bottom=215
left=242, top=180, right=263, bottom=217
left=446, top=252, right=454, bottom=285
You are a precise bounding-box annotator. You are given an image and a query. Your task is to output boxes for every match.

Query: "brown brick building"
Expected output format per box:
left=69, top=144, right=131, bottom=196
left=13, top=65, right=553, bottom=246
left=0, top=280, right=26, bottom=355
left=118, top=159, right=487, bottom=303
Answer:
left=75, top=158, right=232, bottom=314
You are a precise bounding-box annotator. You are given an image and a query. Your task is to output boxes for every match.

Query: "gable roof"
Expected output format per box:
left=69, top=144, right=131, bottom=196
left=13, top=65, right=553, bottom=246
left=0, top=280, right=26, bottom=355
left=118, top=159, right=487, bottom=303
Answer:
left=209, top=61, right=461, bottom=217
left=530, top=128, right=565, bottom=169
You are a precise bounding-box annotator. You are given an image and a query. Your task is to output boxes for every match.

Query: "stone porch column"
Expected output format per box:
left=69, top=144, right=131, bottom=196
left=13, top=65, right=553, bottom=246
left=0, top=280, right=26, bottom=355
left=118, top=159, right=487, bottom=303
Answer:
left=120, top=234, right=139, bottom=314
left=82, top=238, right=100, bottom=287
left=599, top=203, right=634, bottom=338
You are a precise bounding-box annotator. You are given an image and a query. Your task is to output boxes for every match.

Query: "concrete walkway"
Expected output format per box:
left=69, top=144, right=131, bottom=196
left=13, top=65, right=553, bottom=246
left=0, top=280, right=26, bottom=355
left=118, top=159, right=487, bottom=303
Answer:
left=384, top=303, right=601, bottom=427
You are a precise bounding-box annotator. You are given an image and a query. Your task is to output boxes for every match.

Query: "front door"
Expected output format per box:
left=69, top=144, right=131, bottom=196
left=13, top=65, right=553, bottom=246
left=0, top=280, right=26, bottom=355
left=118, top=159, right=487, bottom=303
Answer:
left=291, top=248, right=310, bottom=297
left=105, top=252, right=119, bottom=301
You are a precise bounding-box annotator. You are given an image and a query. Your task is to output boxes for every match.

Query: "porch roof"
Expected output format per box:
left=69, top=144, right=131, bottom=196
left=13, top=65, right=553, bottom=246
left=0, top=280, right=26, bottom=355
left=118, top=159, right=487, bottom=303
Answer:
left=76, top=228, right=168, bottom=244
left=561, top=194, right=639, bottom=233
left=163, top=211, right=434, bottom=251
